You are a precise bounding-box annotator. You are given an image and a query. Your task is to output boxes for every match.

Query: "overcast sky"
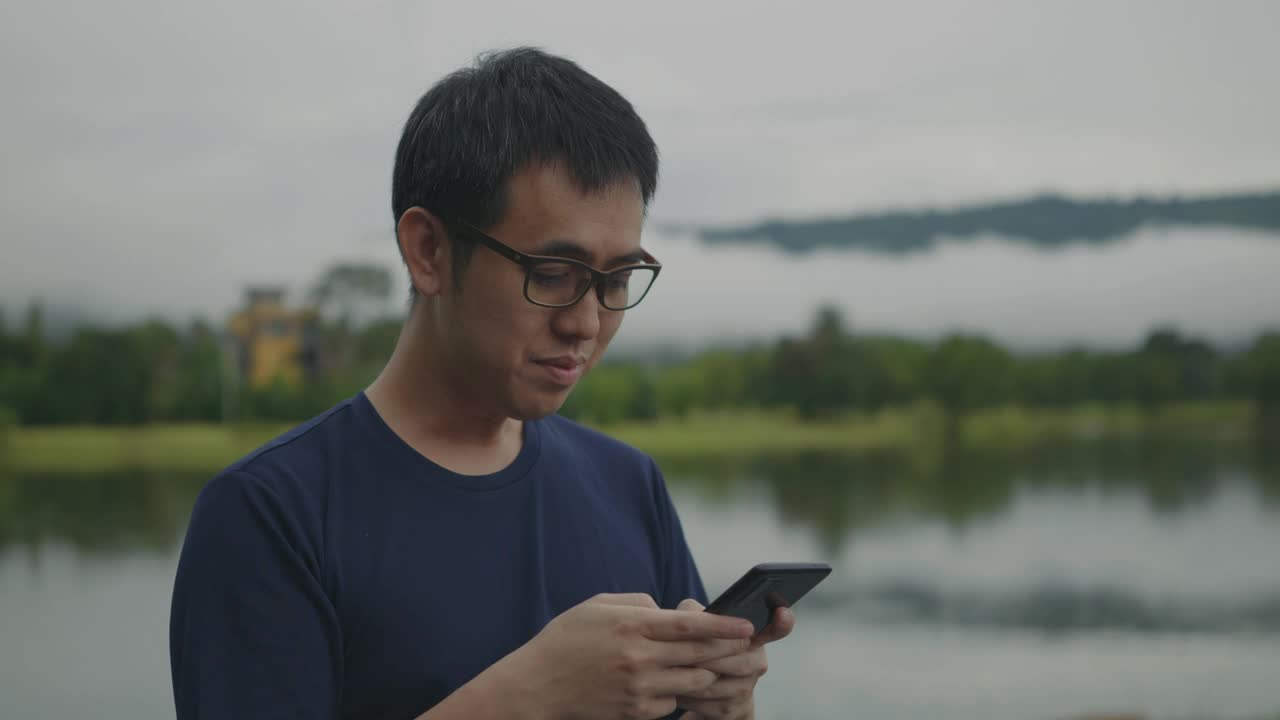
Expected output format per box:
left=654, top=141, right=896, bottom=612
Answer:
left=2, top=0, right=1279, bottom=330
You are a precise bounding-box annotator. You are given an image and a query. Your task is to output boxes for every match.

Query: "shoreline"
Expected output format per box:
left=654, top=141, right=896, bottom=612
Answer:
left=0, top=401, right=1259, bottom=475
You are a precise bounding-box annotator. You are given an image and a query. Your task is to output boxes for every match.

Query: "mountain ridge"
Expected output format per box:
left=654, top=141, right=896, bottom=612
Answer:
left=695, top=189, right=1280, bottom=254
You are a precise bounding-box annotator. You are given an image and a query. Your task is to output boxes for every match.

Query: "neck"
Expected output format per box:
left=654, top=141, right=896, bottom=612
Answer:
left=365, top=304, right=522, bottom=469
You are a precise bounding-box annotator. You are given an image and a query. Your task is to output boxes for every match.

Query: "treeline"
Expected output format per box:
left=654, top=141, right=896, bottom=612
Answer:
left=2, top=304, right=1278, bottom=427
left=562, top=308, right=1280, bottom=425
left=0, top=304, right=396, bottom=426
left=699, top=190, right=1280, bottom=254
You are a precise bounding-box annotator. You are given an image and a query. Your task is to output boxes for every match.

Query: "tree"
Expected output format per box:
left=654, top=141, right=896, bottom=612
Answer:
left=308, top=262, right=394, bottom=329
left=765, top=306, right=859, bottom=418
left=308, top=262, right=395, bottom=379
left=926, top=335, right=1012, bottom=414
left=561, top=364, right=656, bottom=424
left=172, top=319, right=225, bottom=421
left=1134, top=328, right=1218, bottom=408
left=1244, top=332, right=1280, bottom=426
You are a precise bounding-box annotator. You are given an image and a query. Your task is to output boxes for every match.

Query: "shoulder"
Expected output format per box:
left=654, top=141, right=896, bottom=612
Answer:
left=194, top=397, right=362, bottom=525
left=227, top=397, right=359, bottom=479
left=539, top=413, right=658, bottom=473
left=535, top=414, right=676, bottom=516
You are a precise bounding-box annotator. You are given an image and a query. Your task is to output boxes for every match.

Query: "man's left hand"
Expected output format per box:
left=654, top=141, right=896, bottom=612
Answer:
left=672, top=598, right=796, bottom=720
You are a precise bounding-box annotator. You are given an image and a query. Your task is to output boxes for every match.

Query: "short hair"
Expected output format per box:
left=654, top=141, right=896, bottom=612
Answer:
left=391, top=47, right=659, bottom=299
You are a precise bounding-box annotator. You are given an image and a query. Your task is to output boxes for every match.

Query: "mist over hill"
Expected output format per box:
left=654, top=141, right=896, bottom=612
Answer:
left=697, top=190, right=1280, bottom=254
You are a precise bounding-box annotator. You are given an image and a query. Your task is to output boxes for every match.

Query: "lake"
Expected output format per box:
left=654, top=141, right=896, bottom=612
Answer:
left=2, top=436, right=1279, bottom=719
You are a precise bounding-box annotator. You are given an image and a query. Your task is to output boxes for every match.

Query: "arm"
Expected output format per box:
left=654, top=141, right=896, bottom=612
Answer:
left=650, top=459, right=708, bottom=610
left=171, top=471, right=750, bottom=720
left=426, top=593, right=756, bottom=720
left=414, top=658, right=541, bottom=720
left=170, top=470, right=342, bottom=718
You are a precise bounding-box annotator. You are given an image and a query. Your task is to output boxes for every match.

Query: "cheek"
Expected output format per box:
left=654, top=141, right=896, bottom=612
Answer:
left=590, top=313, right=624, bottom=360
left=602, top=310, right=624, bottom=338
left=459, top=292, right=538, bottom=365
left=483, top=310, right=541, bottom=360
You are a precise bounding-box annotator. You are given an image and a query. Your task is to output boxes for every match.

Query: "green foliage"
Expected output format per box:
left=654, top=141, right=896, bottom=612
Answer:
left=1243, top=332, right=1280, bottom=426
left=2, top=298, right=1279, bottom=428
left=1011, top=350, right=1098, bottom=406
left=0, top=404, right=16, bottom=455
left=1133, top=328, right=1219, bottom=407
left=3, top=408, right=1270, bottom=556
left=563, top=364, right=657, bottom=424
left=926, top=335, right=1013, bottom=413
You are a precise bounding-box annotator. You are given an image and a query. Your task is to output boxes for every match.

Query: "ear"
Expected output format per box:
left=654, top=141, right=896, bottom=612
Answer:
left=397, top=207, right=450, bottom=299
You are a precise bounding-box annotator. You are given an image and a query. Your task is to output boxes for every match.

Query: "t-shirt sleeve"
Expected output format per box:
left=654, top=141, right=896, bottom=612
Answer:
left=650, top=460, right=709, bottom=609
left=169, top=469, right=342, bottom=719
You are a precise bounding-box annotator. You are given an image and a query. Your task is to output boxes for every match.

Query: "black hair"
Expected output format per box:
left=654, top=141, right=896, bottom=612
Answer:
left=391, top=47, right=659, bottom=300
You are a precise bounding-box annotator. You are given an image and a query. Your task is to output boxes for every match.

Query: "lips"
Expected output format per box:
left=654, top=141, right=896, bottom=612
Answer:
left=534, top=355, right=586, bottom=386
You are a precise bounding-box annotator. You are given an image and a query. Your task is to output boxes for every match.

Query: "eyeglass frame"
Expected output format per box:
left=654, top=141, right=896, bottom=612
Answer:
left=438, top=214, right=663, bottom=311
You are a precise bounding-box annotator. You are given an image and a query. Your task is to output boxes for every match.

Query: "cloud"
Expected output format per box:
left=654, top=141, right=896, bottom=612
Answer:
left=2, top=0, right=1279, bottom=329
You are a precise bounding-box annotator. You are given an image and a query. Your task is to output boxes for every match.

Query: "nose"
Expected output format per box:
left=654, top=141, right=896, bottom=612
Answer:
left=551, top=284, right=604, bottom=341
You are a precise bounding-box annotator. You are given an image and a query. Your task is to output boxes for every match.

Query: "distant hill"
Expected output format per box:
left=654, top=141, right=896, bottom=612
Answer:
left=697, top=190, right=1280, bottom=254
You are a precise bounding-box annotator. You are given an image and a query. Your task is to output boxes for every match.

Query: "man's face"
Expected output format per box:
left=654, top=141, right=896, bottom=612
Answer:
left=439, top=163, right=647, bottom=420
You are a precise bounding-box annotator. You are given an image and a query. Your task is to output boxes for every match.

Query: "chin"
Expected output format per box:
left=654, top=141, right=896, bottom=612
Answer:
left=509, top=388, right=572, bottom=421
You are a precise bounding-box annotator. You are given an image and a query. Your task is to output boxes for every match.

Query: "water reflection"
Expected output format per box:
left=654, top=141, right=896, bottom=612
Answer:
left=660, top=430, right=1280, bottom=555
left=3, top=434, right=1280, bottom=719
left=838, top=579, right=1280, bottom=634
left=0, top=469, right=206, bottom=555
left=0, top=430, right=1275, bottom=559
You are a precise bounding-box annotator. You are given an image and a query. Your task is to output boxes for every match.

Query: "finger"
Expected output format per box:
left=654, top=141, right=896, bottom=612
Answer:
left=587, top=593, right=659, bottom=609
left=693, top=647, right=766, bottom=678
left=673, top=694, right=752, bottom=719
left=677, top=673, right=759, bottom=701
left=676, top=598, right=705, bottom=612
left=641, top=608, right=755, bottom=642
left=751, top=606, right=796, bottom=647
left=651, top=636, right=751, bottom=667
left=645, top=666, right=718, bottom=697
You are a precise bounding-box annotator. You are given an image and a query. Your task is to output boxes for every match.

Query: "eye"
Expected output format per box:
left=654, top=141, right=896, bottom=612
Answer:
left=606, top=271, right=632, bottom=289
left=530, top=269, right=572, bottom=287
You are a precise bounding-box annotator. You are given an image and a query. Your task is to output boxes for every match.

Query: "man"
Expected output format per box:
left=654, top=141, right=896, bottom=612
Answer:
left=170, top=47, right=794, bottom=719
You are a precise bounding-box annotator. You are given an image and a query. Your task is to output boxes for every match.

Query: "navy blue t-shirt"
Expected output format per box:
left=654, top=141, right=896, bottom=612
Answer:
left=169, top=392, right=707, bottom=719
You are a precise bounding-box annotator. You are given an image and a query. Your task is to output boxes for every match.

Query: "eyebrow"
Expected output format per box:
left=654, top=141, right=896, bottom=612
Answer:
left=533, top=240, right=649, bottom=268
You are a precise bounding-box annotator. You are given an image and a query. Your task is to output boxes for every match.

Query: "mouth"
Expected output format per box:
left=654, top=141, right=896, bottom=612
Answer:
left=532, top=355, right=586, bottom=387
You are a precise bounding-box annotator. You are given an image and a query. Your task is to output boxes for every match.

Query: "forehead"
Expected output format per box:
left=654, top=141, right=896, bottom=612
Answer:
left=491, top=163, right=646, bottom=261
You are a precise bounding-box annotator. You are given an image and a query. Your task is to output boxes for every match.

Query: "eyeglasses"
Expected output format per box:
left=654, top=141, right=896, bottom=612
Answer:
left=442, top=216, right=662, bottom=311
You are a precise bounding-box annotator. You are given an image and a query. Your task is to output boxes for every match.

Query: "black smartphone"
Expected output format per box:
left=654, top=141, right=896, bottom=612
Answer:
left=704, top=562, right=832, bottom=634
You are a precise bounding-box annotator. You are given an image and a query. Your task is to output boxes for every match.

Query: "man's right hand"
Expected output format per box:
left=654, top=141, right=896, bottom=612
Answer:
left=505, top=593, right=756, bottom=720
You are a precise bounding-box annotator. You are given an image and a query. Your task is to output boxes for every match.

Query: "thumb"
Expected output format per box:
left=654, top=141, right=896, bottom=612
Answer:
left=586, top=593, right=659, bottom=609
left=676, top=598, right=706, bottom=612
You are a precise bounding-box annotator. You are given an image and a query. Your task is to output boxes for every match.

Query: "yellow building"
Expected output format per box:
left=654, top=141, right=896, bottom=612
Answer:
left=227, top=287, right=318, bottom=388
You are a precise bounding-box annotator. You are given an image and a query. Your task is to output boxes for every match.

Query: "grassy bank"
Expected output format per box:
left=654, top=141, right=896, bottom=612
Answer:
left=609, top=401, right=1254, bottom=456
left=1, top=422, right=291, bottom=474
left=0, top=401, right=1257, bottom=475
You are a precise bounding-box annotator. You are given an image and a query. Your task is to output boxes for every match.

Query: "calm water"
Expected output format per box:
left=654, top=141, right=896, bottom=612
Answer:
left=2, top=439, right=1279, bottom=719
